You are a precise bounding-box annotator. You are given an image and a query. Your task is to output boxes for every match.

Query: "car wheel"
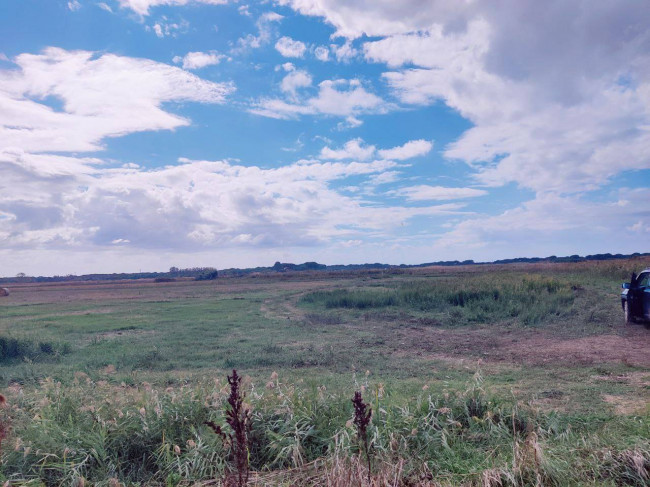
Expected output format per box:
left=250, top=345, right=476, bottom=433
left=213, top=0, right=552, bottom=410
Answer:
left=623, top=301, right=634, bottom=324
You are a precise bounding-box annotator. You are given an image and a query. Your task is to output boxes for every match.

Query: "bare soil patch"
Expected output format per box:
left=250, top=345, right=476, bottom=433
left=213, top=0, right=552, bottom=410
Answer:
left=602, top=394, right=648, bottom=415
left=395, top=325, right=650, bottom=367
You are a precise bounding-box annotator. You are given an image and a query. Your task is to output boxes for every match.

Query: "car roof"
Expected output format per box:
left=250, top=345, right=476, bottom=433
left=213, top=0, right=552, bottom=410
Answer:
left=638, top=268, right=650, bottom=274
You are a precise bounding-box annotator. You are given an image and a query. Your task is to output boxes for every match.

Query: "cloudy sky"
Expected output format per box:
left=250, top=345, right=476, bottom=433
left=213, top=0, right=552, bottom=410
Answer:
left=1, top=0, right=649, bottom=276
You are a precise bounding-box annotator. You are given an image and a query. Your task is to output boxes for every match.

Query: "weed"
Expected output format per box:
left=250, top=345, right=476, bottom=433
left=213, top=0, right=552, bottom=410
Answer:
left=352, top=390, right=372, bottom=483
left=206, top=370, right=251, bottom=487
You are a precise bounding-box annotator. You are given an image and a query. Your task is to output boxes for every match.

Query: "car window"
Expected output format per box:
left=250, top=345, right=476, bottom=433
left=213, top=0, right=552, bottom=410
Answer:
left=637, top=273, right=650, bottom=287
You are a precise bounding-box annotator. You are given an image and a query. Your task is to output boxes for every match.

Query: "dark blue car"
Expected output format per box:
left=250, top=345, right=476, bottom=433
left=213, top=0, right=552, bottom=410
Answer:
left=621, top=268, right=650, bottom=323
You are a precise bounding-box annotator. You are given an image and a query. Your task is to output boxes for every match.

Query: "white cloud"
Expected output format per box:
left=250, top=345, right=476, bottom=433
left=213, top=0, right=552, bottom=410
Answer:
left=314, top=45, right=329, bottom=61
left=277, top=0, right=440, bottom=38
left=234, top=11, right=283, bottom=52
left=173, top=51, right=224, bottom=69
left=319, top=138, right=375, bottom=161
left=318, top=137, right=434, bottom=163
left=68, top=1, right=82, bottom=11
left=337, top=116, right=362, bottom=130
left=331, top=40, right=357, bottom=62
left=627, top=220, right=650, bottom=233
left=97, top=2, right=113, bottom=12
left=149, top=18, right=190, bottom=38
left=433, top=190, right=650, bottom=255
left=394, top=185, right=487, bottom=201
left=117, top=0, right=228, bottom=17
left=0, top=151, right=465, bottom=255
left=365, top=6, right=650, bottom=194
left=281, top=1, right=650, bottom=195
left=378, top=139, right=432, bottom=160
left=367, top=170, right=400, bottom=186
left=275, top=36, right=307, bottom=58
left=0, top=47, right=234, bottom=153
left=280, top=69, right=312, bottom=96
left=251, top=78, right=386, bottom=120
left=276, top=0, right=458, bottom=38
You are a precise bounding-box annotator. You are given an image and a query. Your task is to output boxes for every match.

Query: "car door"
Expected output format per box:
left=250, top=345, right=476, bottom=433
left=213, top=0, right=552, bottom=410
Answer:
left=628, top=272, right=647, bottom=319
left=636, top=272, right=650, bottom=320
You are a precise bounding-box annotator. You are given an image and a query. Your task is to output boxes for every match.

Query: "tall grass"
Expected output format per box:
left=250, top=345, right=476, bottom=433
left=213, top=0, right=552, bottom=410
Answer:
left=0, top=335, right=71, bottom=364
left=300, top=274, right=576, bottom=326
left=1, top=371, right=647, bottom=485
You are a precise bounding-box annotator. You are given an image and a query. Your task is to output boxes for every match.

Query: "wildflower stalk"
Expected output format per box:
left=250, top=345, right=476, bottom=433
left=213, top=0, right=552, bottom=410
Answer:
left=206, top=370, right=251, bottom=487
left=352, top=390, right=372, bottom=483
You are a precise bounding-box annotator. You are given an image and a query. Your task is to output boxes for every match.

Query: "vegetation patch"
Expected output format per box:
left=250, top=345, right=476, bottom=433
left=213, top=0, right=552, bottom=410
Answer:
left=0, top=335, right=71, bottom=364
left=0, top=372, right=647, bottom=485
left=300, top=274, right=576, bottom=326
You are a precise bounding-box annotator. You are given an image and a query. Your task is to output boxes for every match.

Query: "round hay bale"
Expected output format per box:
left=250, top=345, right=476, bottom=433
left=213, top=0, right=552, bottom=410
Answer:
left=0, top=287, right=9, bottom=297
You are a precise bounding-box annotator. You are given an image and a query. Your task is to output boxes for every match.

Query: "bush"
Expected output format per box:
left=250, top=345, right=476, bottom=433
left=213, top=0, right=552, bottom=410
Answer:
left=196, top=269, right=218, bottom=281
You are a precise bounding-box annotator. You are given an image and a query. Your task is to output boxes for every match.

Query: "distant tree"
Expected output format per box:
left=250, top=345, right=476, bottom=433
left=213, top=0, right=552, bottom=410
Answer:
left=16, top=272, right=25, bottom=278
left=195, top=269, right=218, bottom=281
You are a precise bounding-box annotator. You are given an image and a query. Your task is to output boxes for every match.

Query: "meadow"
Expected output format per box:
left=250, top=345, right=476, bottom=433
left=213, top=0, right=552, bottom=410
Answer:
left=0, top=258, right=648, bottom=485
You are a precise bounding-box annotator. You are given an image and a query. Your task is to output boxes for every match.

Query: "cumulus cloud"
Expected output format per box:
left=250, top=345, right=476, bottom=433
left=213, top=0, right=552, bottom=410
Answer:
left=331, top=40, right=357, bottom=62
left=173, top=51, right=224, bottom=69
left=369, top=6, right=650, bottom=193
left=320, top=138, right=375, bottom=161
left=0, top=150, right=465, bottom=253
left=319, top=138, right=434, bottom=162
left=378, top=139, right=432, bottom=160
left=282, top=0, right=650, bottom=195
left=314, top=45, right=329, bottom=61
left=117, top=0, right=228, bottom=17
left=275, top=36, right=307, bottom=58
left=234, top=11, right=283, bottom=52
left=280, top=69, right=312, bottom=96
left=0, top=47, right=234, bottom=153
left=275, top=0, right=458, bottom=38
left=251, top=78, right=386, bottom=119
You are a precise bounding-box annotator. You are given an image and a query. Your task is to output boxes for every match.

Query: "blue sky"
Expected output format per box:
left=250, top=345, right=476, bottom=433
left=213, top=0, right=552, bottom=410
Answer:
left=1, top=0, right=649, bottom=276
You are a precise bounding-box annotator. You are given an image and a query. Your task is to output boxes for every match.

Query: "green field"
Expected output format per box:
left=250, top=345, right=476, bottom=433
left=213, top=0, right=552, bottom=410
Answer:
left=0, top=259, right=649, bottom=485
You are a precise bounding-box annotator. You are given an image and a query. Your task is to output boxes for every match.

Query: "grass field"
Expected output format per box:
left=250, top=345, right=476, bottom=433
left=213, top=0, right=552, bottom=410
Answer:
left=0, top=259, right=649, bottom=485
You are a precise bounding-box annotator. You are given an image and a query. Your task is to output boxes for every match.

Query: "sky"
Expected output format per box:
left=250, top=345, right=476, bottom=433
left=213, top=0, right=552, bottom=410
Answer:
left=1, top=0, right=649, bottom=276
